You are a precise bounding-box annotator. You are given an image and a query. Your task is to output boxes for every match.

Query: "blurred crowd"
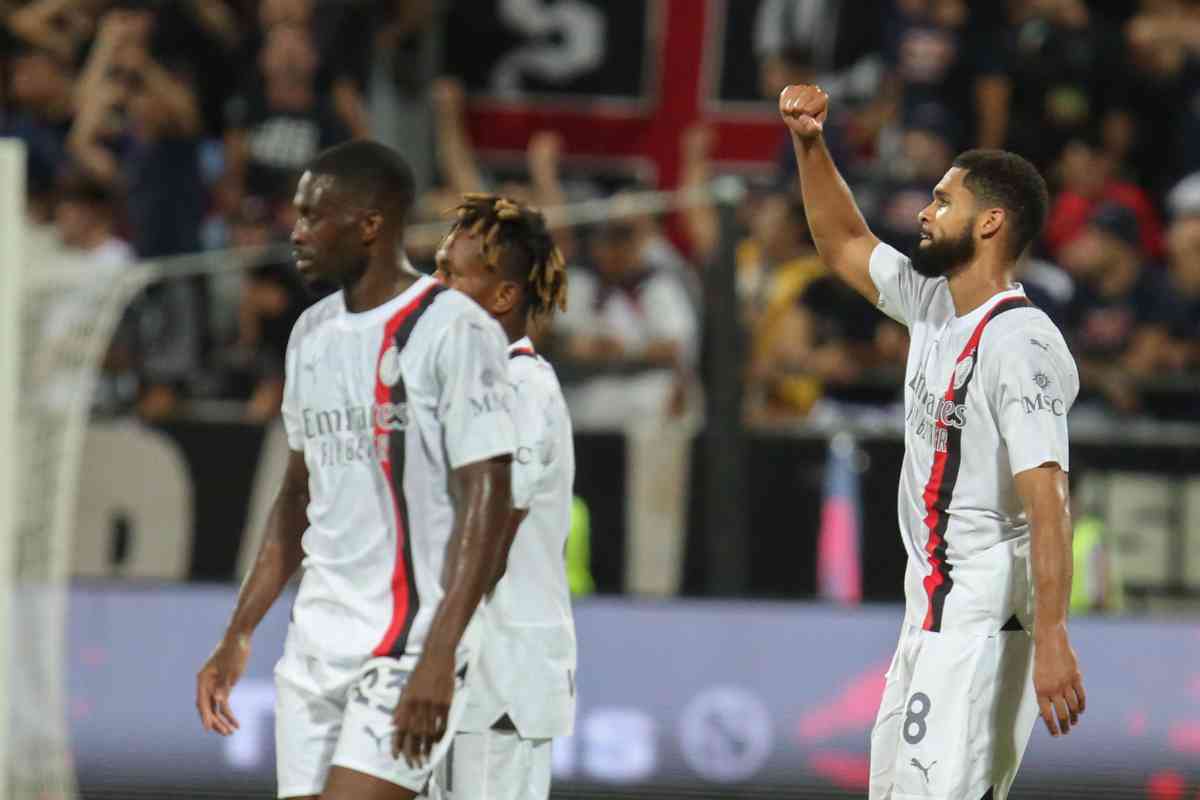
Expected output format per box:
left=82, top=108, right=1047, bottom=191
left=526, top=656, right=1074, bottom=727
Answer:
left=5, top=0, right=1200, bottom=428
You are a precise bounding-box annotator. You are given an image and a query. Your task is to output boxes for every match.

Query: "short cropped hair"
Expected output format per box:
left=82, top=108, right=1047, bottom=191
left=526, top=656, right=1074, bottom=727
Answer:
left=952, top=149, right=1049, bottom=259
left=306, top=139, right=416, bottom=220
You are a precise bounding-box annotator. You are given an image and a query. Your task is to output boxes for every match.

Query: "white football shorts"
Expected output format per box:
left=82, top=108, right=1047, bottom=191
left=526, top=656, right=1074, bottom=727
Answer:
left=273, top=635, right=473, bottom=798
left=868, top=623, right=1040, bottom=800
left=430, top=726, right=552, bottom=800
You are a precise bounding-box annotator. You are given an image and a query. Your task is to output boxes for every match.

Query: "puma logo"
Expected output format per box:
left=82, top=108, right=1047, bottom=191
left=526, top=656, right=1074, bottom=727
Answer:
left=363, top=724, right=392, bottom=753
left=1029, top=338, right=1050, bottom=352
left=911, top=757, right=937, bottom=783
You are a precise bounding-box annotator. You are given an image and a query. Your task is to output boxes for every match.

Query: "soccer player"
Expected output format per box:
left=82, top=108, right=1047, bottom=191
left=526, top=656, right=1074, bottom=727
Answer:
left=195, top=141, right=518, bottom=800
left=779, top=86, right=1086, bottom=799
left=431, top=194, right=574, bottom=800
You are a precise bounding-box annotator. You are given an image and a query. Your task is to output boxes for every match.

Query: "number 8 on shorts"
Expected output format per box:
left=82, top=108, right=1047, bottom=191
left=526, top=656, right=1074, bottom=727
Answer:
left=903, top=691, right=931, bottom=745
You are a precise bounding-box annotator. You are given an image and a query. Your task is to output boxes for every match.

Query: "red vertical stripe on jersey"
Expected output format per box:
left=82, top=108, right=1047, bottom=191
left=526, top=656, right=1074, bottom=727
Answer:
left=920, top=297, right=1031, bottom=632
left=372, top=283, right=444, bottom=658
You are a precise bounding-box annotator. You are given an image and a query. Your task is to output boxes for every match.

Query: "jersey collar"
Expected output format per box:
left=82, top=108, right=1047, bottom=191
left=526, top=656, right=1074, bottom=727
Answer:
left=508, top=336, right=535, bottom=356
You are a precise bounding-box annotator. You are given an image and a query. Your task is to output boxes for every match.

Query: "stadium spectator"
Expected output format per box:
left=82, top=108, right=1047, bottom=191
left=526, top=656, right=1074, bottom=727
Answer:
left=142, top=0, right=248, bottom=139
left=2, top=41, right=74, bottom=223
left=736, top=189, right=825, bottom=333
left=221, top=21, right=349, bottom=210
left=1043, top=132, right=1165, bottom=262
left=883, top=0, right=1011, bottom=150
left=1016, top=256, right=1076, bottom=328
left=211, top=195, right=308, bottom=422
left=1060, top=203, right=1179, bottom=413
left=1165, top=172, right=1200, bottom=371
left=254, top=0, right=372, bottom=137
left=554, top=220, right=699, bottom=430
left=753, top=0, right=885, bottom=103
left=746, top=272, right=904, bottom=424
left=68, top=8, right=207, bottom=258
left=47, top=171, right=137, bottom=415
left=3, top=0, right=97, bottom=64
left=856, top=102, right=959, bottom=256
left=1001, top=0, right=1135, bottom=174
left=426, top=75, right=603, bottom=271
left=1126, top=0, right=1200, bottom=183
left=367, top=0, right=440, bottom=188
left=54, top=170, right=133, bottom=264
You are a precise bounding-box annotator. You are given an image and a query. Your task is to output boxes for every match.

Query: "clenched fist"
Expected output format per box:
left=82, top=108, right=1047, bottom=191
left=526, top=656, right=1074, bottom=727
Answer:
left=779, top=84, right=828, bottom=141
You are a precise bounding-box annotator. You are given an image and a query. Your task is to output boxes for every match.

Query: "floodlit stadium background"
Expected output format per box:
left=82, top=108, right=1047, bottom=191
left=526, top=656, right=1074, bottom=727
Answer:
left=4, top=1, right=1200, bottom=798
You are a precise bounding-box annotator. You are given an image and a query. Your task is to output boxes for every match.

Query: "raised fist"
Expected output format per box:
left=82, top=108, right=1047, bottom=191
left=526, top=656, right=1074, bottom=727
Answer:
left=779, top=84, right=828, bottom=141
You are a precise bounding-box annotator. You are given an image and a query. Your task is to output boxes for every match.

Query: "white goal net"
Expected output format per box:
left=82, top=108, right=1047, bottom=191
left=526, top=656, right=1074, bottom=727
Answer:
left=1, top=137, right=161, bottom=800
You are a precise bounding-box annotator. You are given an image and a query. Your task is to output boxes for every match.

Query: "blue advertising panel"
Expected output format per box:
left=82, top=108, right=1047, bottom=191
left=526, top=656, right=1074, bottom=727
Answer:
left=64, top=587, right=1200, bottom=796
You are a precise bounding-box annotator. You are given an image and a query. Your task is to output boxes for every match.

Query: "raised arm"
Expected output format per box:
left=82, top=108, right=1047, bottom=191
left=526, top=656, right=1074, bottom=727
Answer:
left=528, top=131, right=578, bottom=263
left=779, top=85, right=880, bottom=305
left=67, top=78, right=123, bottom=185
left=1014, top=465, right=1085, bottom=738
left=138, top=54, right=202, bottom=136
left=432, top=77, right=486, bottom=195
left=6, top=0, right=91, bottom=62
left=679, top=123, right=720, bottom=263
left=196, top=449, right=309, bottom=736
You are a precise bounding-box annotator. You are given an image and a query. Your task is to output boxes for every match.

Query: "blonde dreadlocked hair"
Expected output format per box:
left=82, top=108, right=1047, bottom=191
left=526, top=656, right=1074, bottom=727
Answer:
left=450, top=193, right=568, bottom=320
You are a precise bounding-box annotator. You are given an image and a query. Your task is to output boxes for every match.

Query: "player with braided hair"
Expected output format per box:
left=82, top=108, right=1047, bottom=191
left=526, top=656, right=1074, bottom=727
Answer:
left=440, top=193, right=567, bottom=326
left=432, top=194, right=575, bottom=800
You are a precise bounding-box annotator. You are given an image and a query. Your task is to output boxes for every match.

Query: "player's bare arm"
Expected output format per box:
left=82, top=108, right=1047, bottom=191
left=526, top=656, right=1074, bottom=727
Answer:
left=1015, top=464, right=1086, bottom=738
left=778, top=84, right=881, bottom=305
left=392, top=455, right=513, bottom=766
left=196, top=449, right=309, bottom=736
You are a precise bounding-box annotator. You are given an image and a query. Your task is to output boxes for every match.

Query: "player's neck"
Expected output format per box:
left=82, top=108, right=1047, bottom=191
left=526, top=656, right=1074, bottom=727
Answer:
left=947, top=258, right=1016, bottom=318
left=343, top=251, right=421, bottom=314
left=499, top=312, right=527, bottom=345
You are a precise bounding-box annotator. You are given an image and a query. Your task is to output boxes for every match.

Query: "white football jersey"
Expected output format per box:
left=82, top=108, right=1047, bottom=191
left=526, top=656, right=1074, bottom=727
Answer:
left=280, top=275, right=517, bottom=663
left=460, top=337, right=577, bottom=739
left=870, top=243, right=1079, bottom=634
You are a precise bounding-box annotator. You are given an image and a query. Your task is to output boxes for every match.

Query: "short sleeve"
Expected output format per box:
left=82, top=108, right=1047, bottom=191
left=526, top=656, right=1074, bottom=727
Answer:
left=437, top=313, right=517, bottom=470
left=869, top=241, right=938, bottom=328
left=508, top=365, right=550, bottom=511
left=988, top=329, right=1079, bottom=476
left=280, top=320, right=305, bottom=452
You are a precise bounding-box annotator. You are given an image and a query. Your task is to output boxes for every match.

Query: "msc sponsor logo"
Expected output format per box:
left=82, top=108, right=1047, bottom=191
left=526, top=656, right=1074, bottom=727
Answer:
left=1022, top=393, right=1065, bottom=416
left=469, top=390, right=511, bottom=417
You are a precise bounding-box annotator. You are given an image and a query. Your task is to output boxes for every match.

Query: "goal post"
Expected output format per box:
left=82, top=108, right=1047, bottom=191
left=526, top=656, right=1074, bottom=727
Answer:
left=0, top=137, right=25, bottom=800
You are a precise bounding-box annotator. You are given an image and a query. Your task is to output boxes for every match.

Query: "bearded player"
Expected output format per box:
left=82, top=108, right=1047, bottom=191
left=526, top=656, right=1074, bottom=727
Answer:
left=432, top=194, right=574, bottom=800
left=779, top=86, right=1086, bottom=799
left=196, top=141, right=517, bottom=800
